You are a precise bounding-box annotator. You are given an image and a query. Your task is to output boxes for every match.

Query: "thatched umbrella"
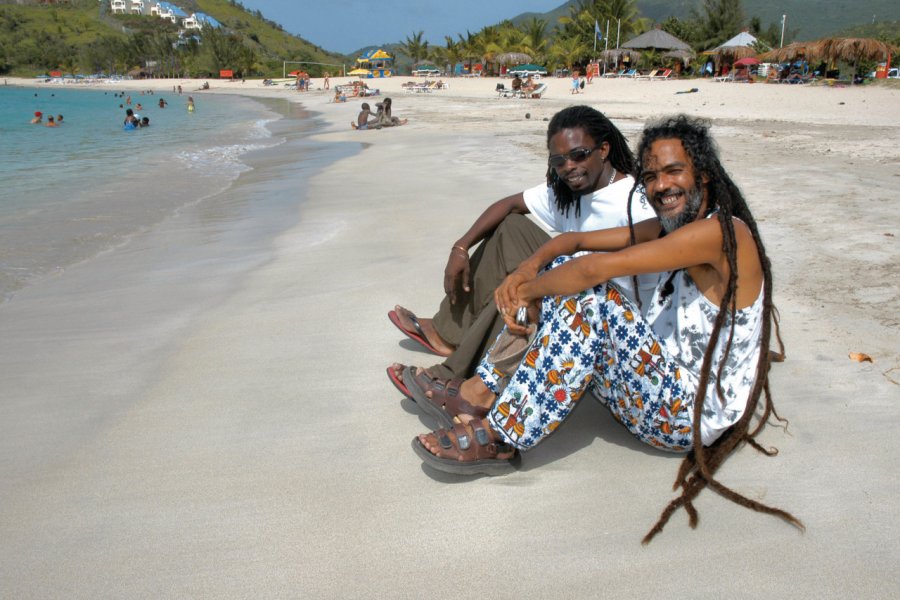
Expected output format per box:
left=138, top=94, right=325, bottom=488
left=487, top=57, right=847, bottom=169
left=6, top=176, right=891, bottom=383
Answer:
left=622, top=27, right=692, bottom=51
left=599, top=48, right=640, bottom=68
left=811, top=37, right=894, bottom=64
left=495, top=52, right=533, bottom=66
left=663, top=48, right=696, bottom=66
left=711, top=30, right=761, bottom=60
left=757, top=41, right=816, bottom=63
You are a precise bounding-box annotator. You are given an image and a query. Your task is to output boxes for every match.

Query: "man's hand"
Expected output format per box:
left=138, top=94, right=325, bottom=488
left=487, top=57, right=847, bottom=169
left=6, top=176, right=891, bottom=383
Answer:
left=494, top=268, right=539, bottom=335
left=443, top=248, right=471, bottom=304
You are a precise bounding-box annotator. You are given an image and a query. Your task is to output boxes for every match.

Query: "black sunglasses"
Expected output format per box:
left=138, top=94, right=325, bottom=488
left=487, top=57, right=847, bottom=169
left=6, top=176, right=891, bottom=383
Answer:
left=548, top=145, right=602, bottom=168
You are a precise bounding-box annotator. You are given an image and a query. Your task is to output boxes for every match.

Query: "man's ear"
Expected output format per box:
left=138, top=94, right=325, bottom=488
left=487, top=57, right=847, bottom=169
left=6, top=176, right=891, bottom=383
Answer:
left=600, top=140, right=611, bottom=160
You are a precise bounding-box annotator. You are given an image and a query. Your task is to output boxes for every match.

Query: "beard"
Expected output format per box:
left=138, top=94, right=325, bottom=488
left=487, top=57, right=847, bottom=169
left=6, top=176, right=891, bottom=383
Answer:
left=655, top=184, right=704, bottom=233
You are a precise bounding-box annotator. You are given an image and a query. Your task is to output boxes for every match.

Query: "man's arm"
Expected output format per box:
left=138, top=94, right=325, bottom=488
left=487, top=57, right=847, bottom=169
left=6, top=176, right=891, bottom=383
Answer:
left=443, top=192, right=529, bottom=303
left=522, top=218, right=723, bottom=301
left=494, top=218, right=661, bottom=322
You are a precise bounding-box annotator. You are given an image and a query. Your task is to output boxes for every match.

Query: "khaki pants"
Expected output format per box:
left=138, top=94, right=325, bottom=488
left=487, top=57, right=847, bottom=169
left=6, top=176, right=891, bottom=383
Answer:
left=428, top=214, right=550, bottom=379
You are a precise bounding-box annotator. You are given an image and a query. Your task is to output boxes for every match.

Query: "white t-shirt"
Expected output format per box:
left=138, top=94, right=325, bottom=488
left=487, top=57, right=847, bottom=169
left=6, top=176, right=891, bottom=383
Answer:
left=522, top=176, right=654, bottom=233
left=522, top=176, right=658, bottom=310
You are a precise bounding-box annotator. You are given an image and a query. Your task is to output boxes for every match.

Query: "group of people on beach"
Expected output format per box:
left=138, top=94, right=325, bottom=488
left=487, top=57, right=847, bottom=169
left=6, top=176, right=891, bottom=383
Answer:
left=351, top=97, right=407, bottom=130
left=387, top=105, right=802, bottom=542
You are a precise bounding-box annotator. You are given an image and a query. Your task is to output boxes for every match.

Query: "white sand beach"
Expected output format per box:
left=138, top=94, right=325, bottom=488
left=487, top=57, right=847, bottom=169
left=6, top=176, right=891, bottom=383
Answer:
left=1, top=74, right=899, bottom=598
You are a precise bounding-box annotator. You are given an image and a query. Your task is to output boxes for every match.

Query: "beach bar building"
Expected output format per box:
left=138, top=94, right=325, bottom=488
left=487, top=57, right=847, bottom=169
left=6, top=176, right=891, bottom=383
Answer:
left=354, top=49, right=395, bottom=78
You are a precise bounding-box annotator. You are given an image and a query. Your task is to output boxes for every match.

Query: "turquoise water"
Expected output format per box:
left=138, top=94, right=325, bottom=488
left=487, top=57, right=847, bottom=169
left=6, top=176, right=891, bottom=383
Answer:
left=0, top=84, right=285, bottom=299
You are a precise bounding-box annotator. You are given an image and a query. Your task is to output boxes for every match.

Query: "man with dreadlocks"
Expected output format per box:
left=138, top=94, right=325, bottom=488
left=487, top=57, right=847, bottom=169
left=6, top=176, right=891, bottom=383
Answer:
left=411, top=115, right=802, bottom=542
left=388, top=105, right=655, bottom=399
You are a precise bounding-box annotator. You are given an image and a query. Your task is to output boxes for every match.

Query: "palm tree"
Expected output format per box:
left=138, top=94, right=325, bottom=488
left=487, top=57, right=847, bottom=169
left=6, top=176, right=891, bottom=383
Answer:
left=457, top=30, right=484, bottom=74
left=693, top=0, right=745, bottom=50
left=518, top=17, right=550, bottom=63
left=401, top=30, right=429, bottom=65
left=439, top=36, right=465, bottom=75
left=549, top=34, right=591, bottom=72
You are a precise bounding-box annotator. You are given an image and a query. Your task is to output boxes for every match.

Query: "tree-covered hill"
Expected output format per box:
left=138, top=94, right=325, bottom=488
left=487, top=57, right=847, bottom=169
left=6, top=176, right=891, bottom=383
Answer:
left=0, top=0, right=348, bottom=77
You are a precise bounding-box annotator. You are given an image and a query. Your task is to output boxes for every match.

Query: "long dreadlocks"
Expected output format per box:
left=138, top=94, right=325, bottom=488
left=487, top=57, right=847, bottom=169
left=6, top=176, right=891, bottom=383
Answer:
left=628, top=115, right=803, bottom=543
left=545, top=105, right=637, bottom=218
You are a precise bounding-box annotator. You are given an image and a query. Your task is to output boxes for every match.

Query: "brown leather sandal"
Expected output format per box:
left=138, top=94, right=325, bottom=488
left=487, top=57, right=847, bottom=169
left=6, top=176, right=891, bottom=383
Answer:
left=404, top=366, right=489, bottom=428
left=411, top=420, right=516, bottom=475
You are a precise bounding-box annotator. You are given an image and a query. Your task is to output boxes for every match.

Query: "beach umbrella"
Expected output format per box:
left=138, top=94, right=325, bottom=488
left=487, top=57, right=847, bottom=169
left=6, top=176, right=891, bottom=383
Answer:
left=758, top=41, right=816, bottom=63
left=495, top=52, right=533, bottom=66
left=662, top=48, right=696, bottom=66
left=711, top=30, right=762, bottom=60
left=599, top=49, right=641, bottom=64
left=622, top=27, right=691, bottom=51
left=347, top=68, right=371, bottom=76
left=509, top=63, right=547, bottom=73
left=734, top=57, right=761, bottom=67
left=811, top=37, right=894, bottom=64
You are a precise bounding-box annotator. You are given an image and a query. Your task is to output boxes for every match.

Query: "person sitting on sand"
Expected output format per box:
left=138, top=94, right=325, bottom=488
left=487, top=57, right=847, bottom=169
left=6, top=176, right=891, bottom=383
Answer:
left=387, top=106, right=656, bottom=393
left=511, top=74, right=522, bottom=91
left=351, top=102, right=378, bottom=130
left=410, top=114, right=802, bottom=544
left=522, top=75, right=535, bottom=93
left=374, top=97, right=407, bottom=127
left=333, top=89, right=347, bottom=103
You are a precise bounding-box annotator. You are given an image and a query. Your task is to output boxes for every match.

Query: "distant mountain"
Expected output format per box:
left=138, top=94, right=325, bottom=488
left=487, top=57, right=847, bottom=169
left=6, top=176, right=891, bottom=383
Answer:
left=521, top=0, right=896, bottom=42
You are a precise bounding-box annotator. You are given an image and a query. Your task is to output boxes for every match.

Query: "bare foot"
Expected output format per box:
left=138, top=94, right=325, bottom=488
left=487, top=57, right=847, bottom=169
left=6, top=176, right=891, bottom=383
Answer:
left=351, top=121, right=358, bottom=129
left=393, top=305, right=455, bottom=356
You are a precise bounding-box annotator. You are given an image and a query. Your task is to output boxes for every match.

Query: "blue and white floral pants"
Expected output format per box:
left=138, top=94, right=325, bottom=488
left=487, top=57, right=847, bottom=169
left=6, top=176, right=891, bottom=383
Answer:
left=477, top=256, right=696, bottom=453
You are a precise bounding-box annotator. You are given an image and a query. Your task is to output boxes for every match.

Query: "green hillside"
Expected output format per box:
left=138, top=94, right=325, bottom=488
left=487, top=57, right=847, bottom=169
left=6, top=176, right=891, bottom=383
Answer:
left=0, top=0, right=347, bottom=77
left=635, top=0, right=896, bottom=41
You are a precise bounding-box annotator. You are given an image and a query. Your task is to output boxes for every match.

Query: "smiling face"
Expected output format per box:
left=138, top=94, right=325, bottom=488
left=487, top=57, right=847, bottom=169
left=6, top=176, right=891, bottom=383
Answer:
left=547, top=127, right=610, bottom=195
left=641, top=138, right=708, bottom=233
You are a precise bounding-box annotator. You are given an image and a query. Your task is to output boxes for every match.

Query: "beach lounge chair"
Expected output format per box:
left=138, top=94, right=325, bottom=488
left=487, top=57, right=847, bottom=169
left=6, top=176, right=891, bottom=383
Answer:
left=496, top=83, right=523, bottom=98
left=618, top=69, right=638, bottom=78
left=527, top=83, right=548, bottom=99
left=650, top=69, right=673, bottom=81
left=714, top=72, right=736, bottom=83
left=635, top=69, right=659, bottom=81
left=603, top=69, right=625, bottom=78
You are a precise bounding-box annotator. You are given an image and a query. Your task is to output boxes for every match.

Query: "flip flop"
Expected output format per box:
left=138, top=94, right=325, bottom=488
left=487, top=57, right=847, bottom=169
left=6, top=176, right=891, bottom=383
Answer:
left=404, top=366, right=488, bottom=429
left=388, top=308, right=443, bottom=355
left=386, top=365, right=412, bottom=398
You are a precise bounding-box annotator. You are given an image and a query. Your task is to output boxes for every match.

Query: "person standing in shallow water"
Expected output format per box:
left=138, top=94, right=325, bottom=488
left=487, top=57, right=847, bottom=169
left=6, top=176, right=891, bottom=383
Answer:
left=410, top=114, right=802, bottom=543
left=387, top=106, right=656, bottom=391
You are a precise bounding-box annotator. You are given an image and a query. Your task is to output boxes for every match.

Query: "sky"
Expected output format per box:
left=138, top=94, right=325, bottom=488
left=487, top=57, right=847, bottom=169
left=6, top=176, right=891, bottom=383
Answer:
left=236, top=0, right=567, bottom=55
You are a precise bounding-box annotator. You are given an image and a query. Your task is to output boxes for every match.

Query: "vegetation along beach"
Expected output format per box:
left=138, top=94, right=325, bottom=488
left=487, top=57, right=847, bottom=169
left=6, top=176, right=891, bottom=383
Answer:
left=1, top=0, right=898, bottom=597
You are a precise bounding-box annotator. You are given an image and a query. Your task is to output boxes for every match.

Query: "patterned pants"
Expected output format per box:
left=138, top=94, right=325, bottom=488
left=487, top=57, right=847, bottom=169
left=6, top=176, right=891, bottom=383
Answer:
left=477, top=256, right=697, bottom=453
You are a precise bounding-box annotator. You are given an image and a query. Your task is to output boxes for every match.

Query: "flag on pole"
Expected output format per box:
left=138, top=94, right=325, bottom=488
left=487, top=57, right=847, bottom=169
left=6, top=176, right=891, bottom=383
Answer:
left=594, top=19, right=602, bottom=51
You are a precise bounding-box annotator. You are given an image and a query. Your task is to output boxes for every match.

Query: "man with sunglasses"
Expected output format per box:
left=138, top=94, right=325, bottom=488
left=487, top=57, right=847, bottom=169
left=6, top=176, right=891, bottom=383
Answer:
left=388, top=105, right=655, bottom=395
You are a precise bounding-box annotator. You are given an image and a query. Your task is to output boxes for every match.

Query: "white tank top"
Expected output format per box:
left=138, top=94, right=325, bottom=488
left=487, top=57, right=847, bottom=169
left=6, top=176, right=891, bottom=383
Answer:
left=645, top=269, right=764, bottom=446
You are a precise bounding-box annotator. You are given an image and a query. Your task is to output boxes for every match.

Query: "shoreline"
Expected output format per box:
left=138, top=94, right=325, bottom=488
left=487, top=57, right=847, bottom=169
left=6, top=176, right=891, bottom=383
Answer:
left=1, top=75, right=899, bottom=597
